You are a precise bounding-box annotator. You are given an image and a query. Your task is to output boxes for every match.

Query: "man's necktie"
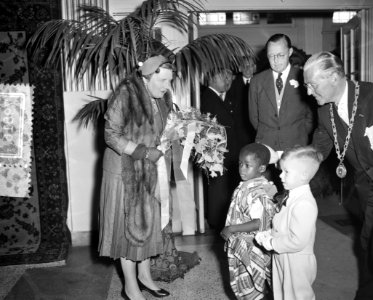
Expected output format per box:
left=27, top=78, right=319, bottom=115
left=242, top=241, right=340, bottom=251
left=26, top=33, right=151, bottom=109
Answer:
left=276, top=72, right=283, bottom=94
left=219, top=92, right=225, bottom=100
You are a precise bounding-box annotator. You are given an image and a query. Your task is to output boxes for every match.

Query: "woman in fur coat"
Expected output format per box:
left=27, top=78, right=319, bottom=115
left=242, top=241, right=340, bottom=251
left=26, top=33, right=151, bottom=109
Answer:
left=98, top=55, right=174, bottom=300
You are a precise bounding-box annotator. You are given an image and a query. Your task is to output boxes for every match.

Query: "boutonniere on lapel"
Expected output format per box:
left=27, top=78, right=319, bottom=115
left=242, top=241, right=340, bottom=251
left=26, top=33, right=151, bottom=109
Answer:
left=364, top=125, right=373, bottom=150
left=289, top=79, right=299, bottom=88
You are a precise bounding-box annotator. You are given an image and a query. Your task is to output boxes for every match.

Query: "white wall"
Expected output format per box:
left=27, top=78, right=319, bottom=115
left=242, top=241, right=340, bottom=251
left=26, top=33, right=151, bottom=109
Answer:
left=64, top=90, right=110, bottom=234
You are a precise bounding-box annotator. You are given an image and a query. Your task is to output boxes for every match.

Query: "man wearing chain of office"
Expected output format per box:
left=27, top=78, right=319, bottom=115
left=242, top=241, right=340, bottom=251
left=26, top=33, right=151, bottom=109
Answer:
left=303, top=51, right=373, bottom=300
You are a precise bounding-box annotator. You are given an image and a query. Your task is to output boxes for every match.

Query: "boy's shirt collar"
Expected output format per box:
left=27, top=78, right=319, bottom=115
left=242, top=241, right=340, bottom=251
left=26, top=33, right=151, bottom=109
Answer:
left=288, top=184, right=311, bottom=202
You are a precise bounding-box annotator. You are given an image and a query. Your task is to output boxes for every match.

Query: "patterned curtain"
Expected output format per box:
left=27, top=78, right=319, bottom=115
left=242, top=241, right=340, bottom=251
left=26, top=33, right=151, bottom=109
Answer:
left=0, top=0, right=70, bottom=265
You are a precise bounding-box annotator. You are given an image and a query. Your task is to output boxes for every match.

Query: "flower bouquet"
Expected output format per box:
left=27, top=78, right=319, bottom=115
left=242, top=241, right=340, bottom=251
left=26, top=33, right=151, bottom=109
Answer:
left=160, top=106, right=228, bottom=178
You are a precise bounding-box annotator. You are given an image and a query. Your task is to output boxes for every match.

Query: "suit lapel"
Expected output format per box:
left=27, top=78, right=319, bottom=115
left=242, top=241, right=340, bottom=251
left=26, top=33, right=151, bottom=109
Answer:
left=332, top=104, right=348, bottom=138
left=263, top=70, right=278, bottom=111
left=279, top=66, right=296, bottom=114
left=347, top=80, right=355, bottom=118
left=349, top=81, right=365, bottom=149
left=332, top=81, right=362, bottom=153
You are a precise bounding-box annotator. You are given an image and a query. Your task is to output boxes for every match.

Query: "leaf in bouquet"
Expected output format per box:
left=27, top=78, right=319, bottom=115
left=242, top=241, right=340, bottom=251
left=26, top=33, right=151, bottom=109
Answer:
left=217, top=143, right=228, bottom=150
left=212, top=151, right=222, bottom=162
left=216, top=152, right=225, bottom=162
left=210, top=163, right=224, bottom=174
left=168, top=111, right=179, bottom=121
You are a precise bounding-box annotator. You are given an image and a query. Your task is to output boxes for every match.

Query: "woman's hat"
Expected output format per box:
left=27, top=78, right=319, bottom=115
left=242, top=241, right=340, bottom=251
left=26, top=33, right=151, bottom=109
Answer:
left=138, top=55, right=170, bottom=75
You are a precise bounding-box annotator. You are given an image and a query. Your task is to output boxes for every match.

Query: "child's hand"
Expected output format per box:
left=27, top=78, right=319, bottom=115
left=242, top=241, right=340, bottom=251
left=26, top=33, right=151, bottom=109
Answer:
left=255, top=230, right=269, bottom=245
left=255, top=230, right=273, bottom=250
left=261, top=236, right=273, bottom=251
left=263, top=182, right=278, bottom=198
left=252, top=182, right=277, bottom=200
left=220, top=226, right=233, bottom=241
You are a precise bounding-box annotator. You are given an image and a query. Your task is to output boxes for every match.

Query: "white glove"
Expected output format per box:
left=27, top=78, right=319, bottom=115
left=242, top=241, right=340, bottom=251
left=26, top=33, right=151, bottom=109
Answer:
left=255, top=230, right=273, bottom=251
left=261, top=236, right=273, bottom=251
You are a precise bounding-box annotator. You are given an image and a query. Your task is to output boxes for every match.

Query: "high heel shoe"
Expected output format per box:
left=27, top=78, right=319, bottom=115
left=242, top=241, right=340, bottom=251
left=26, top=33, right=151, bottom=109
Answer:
left=121, top=289, right=132, bottom=300
left=137, top=279, right=170, bottom=298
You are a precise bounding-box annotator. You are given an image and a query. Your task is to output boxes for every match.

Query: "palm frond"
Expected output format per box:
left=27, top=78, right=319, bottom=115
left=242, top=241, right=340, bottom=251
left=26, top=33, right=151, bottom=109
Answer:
left=72, top=96, right=108, bottom=128
left=134, top=0, right=204, bottom=31
left=27, top=0, right=205, bottom=90
left=175, top=33, right=255, bottom=87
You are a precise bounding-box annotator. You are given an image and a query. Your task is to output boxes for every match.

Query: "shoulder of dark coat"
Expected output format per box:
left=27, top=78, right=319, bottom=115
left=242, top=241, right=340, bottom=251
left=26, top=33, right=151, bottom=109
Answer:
left=252, top=69, right=271, bottom=81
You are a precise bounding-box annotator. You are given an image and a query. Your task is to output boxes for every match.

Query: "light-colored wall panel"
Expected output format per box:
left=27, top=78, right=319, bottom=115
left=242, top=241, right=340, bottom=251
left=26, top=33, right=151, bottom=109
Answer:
left=197, top=16, right=338, bottom=58
left=64, top=90, right=110, bottom=233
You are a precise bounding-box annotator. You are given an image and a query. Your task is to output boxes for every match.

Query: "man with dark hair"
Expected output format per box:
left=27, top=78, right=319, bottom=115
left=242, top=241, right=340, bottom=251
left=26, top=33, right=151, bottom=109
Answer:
left=249, top=33, right=315, bottom=189
left=226, top=56, right=256, bottom=150
left=200, top=69, right=241, bottom=230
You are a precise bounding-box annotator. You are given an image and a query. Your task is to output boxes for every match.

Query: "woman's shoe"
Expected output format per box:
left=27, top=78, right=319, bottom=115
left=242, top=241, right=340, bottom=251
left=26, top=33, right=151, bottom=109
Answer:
left=121, top=289, right=131, bottom=300
left=137, top=279, right=170, bottom=298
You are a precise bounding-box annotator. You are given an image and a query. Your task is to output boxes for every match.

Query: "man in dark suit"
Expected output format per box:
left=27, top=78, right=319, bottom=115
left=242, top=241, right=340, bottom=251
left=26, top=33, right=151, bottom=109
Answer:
left=304, top=51, right=373, bottom=300
left=200, top=69, right=241, bottom=230
left=249, top=34, right=314, bottom=151
left=249, top=33, right=315, bottom=188
left=226, top=56, right=256, bottom=150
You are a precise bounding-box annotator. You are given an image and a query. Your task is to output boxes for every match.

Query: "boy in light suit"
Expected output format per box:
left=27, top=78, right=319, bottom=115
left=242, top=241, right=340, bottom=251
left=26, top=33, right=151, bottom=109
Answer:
left=256, top=146, right=323, bottom=300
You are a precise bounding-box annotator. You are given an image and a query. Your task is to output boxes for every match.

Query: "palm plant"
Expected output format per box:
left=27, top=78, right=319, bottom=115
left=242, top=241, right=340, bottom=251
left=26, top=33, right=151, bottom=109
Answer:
left=27, top=0, right=254, bottom=126
left=27, top=0, right=204, bottom=89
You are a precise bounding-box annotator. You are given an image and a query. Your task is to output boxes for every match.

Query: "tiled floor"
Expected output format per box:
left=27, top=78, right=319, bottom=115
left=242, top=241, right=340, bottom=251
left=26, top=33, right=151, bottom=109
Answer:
left=1, top=192, right=361, bottom=300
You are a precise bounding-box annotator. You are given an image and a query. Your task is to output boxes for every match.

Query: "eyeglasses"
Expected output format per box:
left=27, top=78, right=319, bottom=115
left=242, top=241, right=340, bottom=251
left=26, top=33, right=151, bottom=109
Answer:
left=303, top=82, right=319, bottom=92
left=268, top=53, right=287, bottom=60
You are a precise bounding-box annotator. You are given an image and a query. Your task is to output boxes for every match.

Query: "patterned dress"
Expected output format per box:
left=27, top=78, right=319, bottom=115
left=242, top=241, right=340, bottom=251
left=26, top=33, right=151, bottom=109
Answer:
left=225, top=177, right=276, bottom=300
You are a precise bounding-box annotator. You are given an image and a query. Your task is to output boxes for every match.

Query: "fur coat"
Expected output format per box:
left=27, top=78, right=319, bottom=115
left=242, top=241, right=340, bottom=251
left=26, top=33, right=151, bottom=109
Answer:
left=105, top=74, right=172, bottom=246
